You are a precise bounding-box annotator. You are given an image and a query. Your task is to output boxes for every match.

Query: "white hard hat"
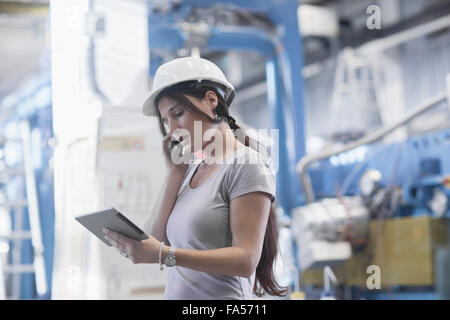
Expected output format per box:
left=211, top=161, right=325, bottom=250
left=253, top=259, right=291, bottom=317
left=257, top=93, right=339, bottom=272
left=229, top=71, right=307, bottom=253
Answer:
left=142, top=56, right=235, bottom=117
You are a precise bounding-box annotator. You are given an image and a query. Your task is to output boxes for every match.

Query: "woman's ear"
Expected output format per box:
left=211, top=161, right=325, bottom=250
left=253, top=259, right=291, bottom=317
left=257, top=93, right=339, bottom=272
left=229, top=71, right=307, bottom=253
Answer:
left=205, top=90, right=219, bottom=111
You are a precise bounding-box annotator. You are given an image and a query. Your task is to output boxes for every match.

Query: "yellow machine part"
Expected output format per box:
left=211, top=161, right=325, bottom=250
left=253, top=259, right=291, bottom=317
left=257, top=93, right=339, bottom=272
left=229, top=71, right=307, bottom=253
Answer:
left=301, top=216, right=449, bottom=288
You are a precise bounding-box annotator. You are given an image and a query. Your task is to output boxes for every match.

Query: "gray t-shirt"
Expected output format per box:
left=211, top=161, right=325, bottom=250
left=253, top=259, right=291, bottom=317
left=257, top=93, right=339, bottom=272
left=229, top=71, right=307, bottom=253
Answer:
left=164, top=146, right=276, bottom=300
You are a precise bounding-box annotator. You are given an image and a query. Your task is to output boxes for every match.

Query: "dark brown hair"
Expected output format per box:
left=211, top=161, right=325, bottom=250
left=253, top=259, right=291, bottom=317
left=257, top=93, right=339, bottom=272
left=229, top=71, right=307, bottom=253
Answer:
left=155, top=81, right=288, bottom=297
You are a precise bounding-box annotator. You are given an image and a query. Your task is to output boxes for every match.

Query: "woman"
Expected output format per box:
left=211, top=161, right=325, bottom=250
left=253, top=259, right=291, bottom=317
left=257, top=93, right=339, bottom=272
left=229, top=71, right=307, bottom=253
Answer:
left=103, top=56, right=287, bottom=299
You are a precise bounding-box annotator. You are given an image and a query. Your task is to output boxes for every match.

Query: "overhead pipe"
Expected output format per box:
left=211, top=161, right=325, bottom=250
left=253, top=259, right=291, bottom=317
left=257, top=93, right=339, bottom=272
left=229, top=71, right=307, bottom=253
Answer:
left=148, top=24, right=277, bottom=56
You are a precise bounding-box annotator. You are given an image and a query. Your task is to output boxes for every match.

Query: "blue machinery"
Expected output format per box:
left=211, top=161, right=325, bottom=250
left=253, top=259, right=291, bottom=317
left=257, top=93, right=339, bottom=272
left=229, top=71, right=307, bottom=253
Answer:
left=299, top=127, right=450, bottom=300
left=295, top=90, right=450, bottom=299
left=306, top=129, right=450, bottom=214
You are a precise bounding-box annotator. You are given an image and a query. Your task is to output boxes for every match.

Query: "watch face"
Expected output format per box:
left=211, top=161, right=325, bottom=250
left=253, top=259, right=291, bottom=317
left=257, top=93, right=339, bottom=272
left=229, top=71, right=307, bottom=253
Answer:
left=165, top=256, right=176, bottom=266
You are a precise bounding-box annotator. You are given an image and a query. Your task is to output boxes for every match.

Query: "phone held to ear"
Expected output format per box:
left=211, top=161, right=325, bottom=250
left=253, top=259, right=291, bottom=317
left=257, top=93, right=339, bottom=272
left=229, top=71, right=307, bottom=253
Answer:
left=170, top=139, right=181, bottom=150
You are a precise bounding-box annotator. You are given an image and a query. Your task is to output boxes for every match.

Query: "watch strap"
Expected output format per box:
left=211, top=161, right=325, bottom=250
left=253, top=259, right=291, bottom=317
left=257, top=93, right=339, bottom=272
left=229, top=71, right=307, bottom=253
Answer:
left=158, top=241, right=164, bottom=270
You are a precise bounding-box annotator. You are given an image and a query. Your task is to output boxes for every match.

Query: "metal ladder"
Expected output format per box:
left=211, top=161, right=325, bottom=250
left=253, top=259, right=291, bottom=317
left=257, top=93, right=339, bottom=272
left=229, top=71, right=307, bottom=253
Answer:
left=329, top=48, right=383, bottom=136
left=0, top=120, right=47, bottom=299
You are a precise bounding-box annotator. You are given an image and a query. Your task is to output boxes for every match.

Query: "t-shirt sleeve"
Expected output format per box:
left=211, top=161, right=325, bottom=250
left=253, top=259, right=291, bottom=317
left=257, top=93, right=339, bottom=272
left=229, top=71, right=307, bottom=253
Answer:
left=226, top=155, right=276, bottom=203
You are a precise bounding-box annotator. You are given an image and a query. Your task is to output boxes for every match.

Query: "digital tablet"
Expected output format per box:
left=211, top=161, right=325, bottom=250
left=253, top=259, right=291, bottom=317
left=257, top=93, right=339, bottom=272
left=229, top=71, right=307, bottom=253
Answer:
left=75, top=207, right=149, bottom=247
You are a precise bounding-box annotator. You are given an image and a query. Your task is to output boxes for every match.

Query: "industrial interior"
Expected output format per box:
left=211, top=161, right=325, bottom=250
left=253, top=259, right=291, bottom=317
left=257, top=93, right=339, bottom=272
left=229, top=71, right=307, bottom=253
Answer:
left=0, top=0, right=449, bottom=300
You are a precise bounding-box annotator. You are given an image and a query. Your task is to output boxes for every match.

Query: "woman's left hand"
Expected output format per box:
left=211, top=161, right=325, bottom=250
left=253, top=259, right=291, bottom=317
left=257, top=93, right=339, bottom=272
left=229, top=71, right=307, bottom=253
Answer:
left=102, top=228, right=161, bottom=264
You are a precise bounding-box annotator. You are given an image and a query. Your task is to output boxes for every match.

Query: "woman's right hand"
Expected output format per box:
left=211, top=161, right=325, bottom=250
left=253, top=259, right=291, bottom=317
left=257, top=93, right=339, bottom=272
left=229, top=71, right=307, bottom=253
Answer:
left=162, top=133, right=189, bottom=176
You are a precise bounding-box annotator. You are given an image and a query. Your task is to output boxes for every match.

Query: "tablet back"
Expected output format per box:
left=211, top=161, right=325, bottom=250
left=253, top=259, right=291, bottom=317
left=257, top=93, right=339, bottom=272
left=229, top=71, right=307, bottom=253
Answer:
left=75, top=207, right=149, bottom=246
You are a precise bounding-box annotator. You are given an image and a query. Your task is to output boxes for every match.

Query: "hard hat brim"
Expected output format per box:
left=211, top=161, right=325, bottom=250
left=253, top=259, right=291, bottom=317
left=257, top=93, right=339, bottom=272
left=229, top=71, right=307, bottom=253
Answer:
left=142, top=87, right=164, bottom=117
left=142, top=79, right=235, bottom=117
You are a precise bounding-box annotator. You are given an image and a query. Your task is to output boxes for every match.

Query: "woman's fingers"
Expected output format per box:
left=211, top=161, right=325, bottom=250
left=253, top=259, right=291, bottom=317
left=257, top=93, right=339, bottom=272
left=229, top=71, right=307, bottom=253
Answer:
left=163, top=132, right=172, bottom=143
left=103, top=229, right=134, bottom=250
left=103, top=228, right=126, bottom=243
left=104, top=234, right=117, bottom=247
left=104, top=234, right=132, bottom=259
left=161, top=132, right=189, bottom=176
left=104, top=235, right=124, bottom=253
left=162, top=133, right=174, bottom=159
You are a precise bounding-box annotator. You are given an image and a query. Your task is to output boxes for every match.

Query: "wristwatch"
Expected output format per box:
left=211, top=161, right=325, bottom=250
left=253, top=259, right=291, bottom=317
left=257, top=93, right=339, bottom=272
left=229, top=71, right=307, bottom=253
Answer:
left=164, top=246, right=176, bottom=267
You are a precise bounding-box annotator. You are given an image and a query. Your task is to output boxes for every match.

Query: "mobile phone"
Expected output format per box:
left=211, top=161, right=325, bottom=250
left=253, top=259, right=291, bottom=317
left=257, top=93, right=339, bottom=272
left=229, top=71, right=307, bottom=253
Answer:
left=170, top=139, right=186, bottom=159
left=170, top=139, right=181, bottom=149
